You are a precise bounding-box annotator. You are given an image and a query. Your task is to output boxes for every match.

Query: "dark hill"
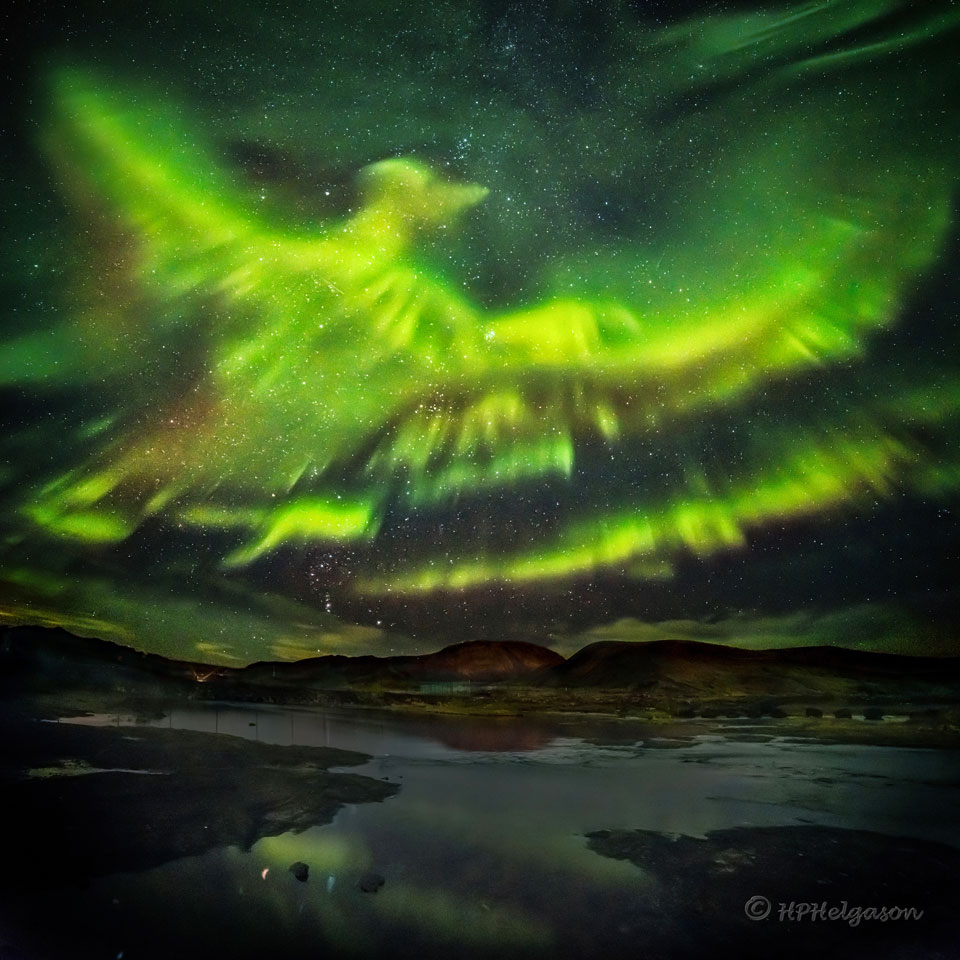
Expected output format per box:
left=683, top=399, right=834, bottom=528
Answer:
left=0, top=625, right=200, bottom=693
left=412, top=640, right=563, bottom=680
left=4, top=626, right=959, bottom=716
left=541, top=639, right=960, bottom=703
left=240, top=640, right=563, bottom=689
left=550, top=639, right=960, bottom=685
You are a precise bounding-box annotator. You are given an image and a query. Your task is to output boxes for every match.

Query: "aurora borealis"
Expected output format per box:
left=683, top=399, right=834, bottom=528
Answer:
left=1, top=0, right=959, bottom=663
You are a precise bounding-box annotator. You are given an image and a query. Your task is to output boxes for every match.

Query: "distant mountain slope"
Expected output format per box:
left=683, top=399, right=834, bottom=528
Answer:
left=3, top=626, right=958, bottom=712
left=0, top=625, right=201, bottom=692
left=542, top=639, right=960, bottom=702
left=0, top=627, right=564, bottom=693
left=0, top=627, right=200, bottom=681
left=240, top=640, right=563, bottom=687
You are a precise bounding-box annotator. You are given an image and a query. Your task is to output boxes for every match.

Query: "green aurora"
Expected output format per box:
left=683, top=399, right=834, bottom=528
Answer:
left=1, top=0, right=959, bottom=662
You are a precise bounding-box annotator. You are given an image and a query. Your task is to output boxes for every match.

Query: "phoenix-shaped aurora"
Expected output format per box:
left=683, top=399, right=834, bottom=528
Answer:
left=2, top=0, right=959, bottom=622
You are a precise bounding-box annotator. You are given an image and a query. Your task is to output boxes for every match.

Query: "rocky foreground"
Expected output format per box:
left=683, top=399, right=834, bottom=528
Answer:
left=0, top=704, right=398, bottom=892
left=586, top=825, right=960, bottom=959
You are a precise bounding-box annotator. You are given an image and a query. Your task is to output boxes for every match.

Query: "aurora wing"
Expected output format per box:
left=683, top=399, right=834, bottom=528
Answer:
left=10, top=20, right=960, bottom=596
left=19, top=68, right=497, bottom=553
left=357, top=12, right=960, bottom=592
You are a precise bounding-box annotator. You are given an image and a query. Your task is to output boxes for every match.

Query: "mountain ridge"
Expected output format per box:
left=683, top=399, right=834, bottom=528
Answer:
left=3, top=626, right=959, bottom=711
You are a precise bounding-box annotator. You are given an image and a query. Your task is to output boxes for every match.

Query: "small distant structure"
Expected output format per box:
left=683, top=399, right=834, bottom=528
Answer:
left=190, top=665, right=224, bottom=684
left=419, top=680, right=472, bottom=695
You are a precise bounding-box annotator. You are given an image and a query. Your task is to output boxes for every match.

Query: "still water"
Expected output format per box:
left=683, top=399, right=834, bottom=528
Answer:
left=37, top=704, right=960, bottom=959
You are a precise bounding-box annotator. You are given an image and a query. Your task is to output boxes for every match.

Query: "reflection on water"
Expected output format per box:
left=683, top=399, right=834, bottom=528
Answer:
left=36, top=704, right=960, bottom=958
left=66, top=704, right=562, bottom=755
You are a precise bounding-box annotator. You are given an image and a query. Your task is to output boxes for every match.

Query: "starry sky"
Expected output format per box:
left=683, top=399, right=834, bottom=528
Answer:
left=1, top=0, right=959, bottom=665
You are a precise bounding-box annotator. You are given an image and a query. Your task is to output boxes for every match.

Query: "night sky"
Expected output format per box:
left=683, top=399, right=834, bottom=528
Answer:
left=1, top=0, right=959, bottom=664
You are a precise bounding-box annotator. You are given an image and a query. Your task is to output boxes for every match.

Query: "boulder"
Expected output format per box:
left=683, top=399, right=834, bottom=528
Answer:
left=358, top=872, right=385, bottom=893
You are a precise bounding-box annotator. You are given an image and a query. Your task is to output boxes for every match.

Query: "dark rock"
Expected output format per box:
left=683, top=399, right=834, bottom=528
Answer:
left=804, top=707, right=823, bottom=718
left=358, top=872, right=385, bottom=893
left=585, top=824, right=960, bottom=958
left=0, top=718, right=399, bottom=895
left=768, top=707, right=787, bottom=719
left=289, top=861, right=309, bottom=882
left=863, top=707, right=884, bottom=721
left=835, top=708, right=852, bottom=719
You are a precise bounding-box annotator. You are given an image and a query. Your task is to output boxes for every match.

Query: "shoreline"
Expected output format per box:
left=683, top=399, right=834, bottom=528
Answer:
left=18, top=685, right=960, bottom=751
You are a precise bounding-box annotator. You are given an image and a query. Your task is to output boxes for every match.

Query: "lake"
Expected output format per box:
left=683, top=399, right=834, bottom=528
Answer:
left=11, top=703, right=957, bottom=959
